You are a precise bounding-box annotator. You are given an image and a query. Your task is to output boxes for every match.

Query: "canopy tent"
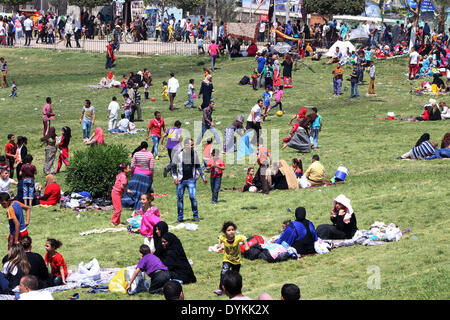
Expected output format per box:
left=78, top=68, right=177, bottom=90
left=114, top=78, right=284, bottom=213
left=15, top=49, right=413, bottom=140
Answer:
left=348, top=27, right=370, bottom=41
left=224, top=22, right=259, bottom=42
left=325, top=40, right=356, bottom=57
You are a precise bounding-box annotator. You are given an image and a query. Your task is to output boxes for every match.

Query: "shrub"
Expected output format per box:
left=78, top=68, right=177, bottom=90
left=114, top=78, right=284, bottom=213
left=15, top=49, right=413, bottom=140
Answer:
left=65, top=144, right=129, bottom=198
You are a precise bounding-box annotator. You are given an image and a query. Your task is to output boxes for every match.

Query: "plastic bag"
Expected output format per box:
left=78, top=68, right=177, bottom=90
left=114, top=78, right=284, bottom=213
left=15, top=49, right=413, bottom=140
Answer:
left=125, top=266, right=148, bottom=295
left=127, top=215, right=142, bottom=228
left=78, top=258, right=101, bottom=282
left=108, top=268, right=128, bottom=294
left=299, top=175, right=311, bottom=189
left=314, top=239, right=331, bottom=254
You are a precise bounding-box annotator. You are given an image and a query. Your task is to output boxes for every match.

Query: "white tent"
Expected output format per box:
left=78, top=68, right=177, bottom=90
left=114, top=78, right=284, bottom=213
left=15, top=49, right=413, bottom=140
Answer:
left=325, top=40, right=356, bottom=57
left=348, top=27, right=370, bottom=41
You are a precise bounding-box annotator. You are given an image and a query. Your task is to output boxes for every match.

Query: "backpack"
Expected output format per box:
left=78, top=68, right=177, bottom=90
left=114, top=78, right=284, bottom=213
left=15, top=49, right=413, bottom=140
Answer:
left=239, top=75, right=250, bottom=85
left=240, top=235, right=264, bottom=253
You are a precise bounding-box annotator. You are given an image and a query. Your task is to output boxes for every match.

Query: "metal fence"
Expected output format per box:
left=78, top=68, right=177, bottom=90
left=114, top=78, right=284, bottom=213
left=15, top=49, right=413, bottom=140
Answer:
left=5, top=35, right=256, bottom=56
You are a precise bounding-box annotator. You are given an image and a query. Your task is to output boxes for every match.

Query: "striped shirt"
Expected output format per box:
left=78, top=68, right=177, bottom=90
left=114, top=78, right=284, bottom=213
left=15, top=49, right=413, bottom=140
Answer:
left=411, top=141, right=435, bottom=159
left=131, top=150, right=154, bottom=177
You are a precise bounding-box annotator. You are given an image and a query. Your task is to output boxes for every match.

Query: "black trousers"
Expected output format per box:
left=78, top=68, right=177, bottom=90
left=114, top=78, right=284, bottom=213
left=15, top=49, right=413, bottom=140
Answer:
left=149, top=269, right=171, bottom=294
left=25, top=30, right=32, bottom=45
left=246, top=121, right=261, bottom=146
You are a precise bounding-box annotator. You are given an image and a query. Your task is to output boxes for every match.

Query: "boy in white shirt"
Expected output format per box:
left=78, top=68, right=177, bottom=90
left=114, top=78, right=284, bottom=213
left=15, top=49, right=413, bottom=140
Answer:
left=107, top=96, right=120, bottom=131
left=0, top=169, right=17, bottom=195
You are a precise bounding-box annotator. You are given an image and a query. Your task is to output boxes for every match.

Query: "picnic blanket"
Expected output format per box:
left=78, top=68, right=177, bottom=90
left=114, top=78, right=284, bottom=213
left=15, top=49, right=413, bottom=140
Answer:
left=0, top=267, right=122, bottom=300
left=323, top=221, right=408, bottom=250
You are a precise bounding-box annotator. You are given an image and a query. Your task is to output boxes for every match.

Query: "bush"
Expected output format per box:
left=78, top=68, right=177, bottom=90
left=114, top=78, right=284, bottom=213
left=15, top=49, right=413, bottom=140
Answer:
left=65, top=144, right=130, bottom=198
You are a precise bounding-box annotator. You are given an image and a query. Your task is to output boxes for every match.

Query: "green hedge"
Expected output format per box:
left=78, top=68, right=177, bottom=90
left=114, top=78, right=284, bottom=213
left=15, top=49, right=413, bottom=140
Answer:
left=65, top=144, right=129, bottom=198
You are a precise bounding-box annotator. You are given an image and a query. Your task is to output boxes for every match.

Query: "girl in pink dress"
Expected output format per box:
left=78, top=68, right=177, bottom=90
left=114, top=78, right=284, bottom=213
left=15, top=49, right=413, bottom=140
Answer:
left=137, top=193, right=161, bottom=253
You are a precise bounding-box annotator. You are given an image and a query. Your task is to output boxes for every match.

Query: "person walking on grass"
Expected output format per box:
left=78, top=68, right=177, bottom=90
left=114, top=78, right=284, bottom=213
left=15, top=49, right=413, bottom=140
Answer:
left=309, top=107, right=323, bottom=149
left=350, top=64, right=359, bottom=98
left=213, top=222, right=249, bottom=297
left=332, top=63, right=343, bottom=96
left=208, top=40, right=219, bottom=72
left=367, top=61, right=376, bottom=96
left=42, top=97, right=56, bottom=137
left=167, top=73, right=179, bottom=111
left=196, top=100, right=221, bottom=146
left=146, top=111, right=166, bottom=160
left=80, top=99, right=95, bottom=140
left=171, top=139, right=207, bottom=223
left=206, top=149, right=225, bottom=204
left=0, top=57, right=8, bottom=89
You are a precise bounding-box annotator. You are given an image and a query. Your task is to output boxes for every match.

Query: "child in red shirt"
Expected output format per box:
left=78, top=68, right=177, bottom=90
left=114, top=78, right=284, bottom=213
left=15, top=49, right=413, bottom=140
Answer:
left=146, top=111, right=166, bottom=160
left=45, top=238, right=68, bottom=286
left=120, top=74, right=128, bottom=95
left=206, top=149, right=225, bottom=204
left=5, top=134, right=16, bottom=178
left=243, top=167, right=255, bottom=192
left=56, top=126, right=71, bottom=173
left=202, top=138, right=213, bottom=169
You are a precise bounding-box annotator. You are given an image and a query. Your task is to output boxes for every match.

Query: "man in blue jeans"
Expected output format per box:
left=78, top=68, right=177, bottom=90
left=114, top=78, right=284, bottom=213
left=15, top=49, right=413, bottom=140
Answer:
left=350, top=65, right=359, bottom=98
left=171, top=139, right=207, bottom=223
left=309, top=107, right=323, bottom=149
left=206, top=149, right=225, bottom=204
left=80, top=99, right=95, bottom=140
left=196, top=100, right=221, bottom=145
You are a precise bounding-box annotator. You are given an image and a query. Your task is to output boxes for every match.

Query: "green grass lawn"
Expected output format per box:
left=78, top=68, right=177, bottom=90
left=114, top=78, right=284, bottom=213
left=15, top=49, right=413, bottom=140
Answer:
left=0, top=48, right=448, bottom=300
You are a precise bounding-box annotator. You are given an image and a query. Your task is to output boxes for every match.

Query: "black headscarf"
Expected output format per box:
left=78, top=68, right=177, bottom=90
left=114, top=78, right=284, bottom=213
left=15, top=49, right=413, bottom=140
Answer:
left=415, top=133, right=430, bottom=147
left=153, top=221, right=168, bottom=257
left=160, top=232, right=197, bottom=284
left=295, top=207, right=307, bottom=222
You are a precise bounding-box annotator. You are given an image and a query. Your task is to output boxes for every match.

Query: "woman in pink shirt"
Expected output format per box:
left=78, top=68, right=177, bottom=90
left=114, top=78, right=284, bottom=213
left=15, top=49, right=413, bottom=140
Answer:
left=122, top=141, right=155, bottom=210
left=146, top=111, right=166, bottom=160
left=208, top=40, right=219, bottom=72
left=42, top=97, right=55, bottom=137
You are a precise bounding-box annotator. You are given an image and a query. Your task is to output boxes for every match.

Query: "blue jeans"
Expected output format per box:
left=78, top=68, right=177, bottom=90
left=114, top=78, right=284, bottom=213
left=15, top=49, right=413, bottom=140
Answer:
left=151, top=135, right=160, bottom=157
left=310, top=127, right=320, bottom=148
left=176, top=179, right=198, bottom=221
left=210, top=176, right=222, bottom=203
left=196, top=124, right=221, bottom=145
left=82, top=120, right=92, bottom=139
left=425, top=148, right=450, bottom=160
left=184, top=93, right=194, bottom=109
left=22, top=178, right=34, bottom=199
left=351, top=82, right=359, bottom=97
left=333, top=78, right=342, bottom=94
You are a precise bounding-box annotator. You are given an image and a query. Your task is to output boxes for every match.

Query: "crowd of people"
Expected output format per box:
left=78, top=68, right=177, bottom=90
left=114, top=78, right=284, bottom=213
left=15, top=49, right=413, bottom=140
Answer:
left=1, top=9, right=449, bottom=300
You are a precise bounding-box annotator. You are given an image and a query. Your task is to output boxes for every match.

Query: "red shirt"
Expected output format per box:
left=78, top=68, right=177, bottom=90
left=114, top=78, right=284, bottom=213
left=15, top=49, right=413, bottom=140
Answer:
left=107, top=44, right=113, bottom=57
left=206, top=158, right=225, bottom=178
left=40, top=183, right=61, bottom=206
left=21, top=163, right=37, bottom=179
left=246, top=174, right=253, bottom=186
left=148, top=117, right=165, bottom=138
left=422, top=110, right=429, bottom=121
left=5, top=142, right=17, bottom=160
left=45, top=252, right=68, bottom=278
left=112, top=172, right=127, bottom=193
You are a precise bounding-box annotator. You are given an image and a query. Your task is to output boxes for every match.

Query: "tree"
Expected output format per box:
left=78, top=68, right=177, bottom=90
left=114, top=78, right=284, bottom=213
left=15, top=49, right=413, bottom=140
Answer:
left=1, top=0, right=29, bottom=12
left=68, top=0, right=111, bottom=15
left=146, top=0, right=175, bottom=21
left=402, top=0, right=424, bottom=28
left=215, top=0, right=238, bottom=22
left=173, top=0, right=203, bottom=15
left=431, top=0, right=450, bottom=33
left=303, top=0, right=365, bottom=23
